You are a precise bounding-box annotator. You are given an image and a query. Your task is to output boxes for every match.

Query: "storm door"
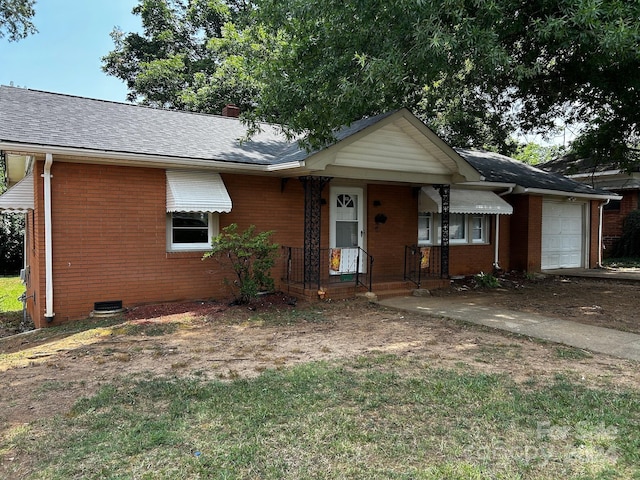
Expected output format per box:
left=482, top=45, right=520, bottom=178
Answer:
left=329, top=187, right=365, bottom=274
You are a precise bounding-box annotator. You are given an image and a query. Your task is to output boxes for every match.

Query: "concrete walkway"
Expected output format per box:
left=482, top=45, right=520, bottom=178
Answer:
left=543, top=267, right=640, bottom=282
left=379, top=295, right=640, bottom=362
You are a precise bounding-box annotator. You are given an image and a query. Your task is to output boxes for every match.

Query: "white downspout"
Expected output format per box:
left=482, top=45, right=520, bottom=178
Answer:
left=493, top=187, right=514, bottom=271
left=493, top=215, right=501, bottom=270
left=598, top=199, right=610, bottom=268
left=43, top=153, right=55, bottom=322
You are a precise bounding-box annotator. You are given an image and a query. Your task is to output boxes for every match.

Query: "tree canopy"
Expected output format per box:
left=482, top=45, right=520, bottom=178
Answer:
left=0, top=0, right=36, bottom=41
left=247, top=0, right=640, bottom=162
left=105, top=0, right=640, bottom=165
left=102, top=0, right=258, bottom=113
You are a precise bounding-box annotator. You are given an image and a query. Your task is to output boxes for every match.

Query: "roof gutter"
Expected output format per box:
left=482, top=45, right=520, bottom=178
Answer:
left=43, top=153, right=55, bottom=323
left=0, top=142, right=304, bottom=174
left=513, top=186, right=622, bottom=201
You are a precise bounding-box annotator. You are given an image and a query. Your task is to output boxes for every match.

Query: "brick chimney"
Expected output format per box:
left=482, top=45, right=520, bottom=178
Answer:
left=222, top=104, right=240, bottom=118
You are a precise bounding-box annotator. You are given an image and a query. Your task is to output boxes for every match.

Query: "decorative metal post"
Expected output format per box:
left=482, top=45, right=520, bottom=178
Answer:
left=436, top=184, right=450, bottom=278
left=300, top=176, right=331, bottom=289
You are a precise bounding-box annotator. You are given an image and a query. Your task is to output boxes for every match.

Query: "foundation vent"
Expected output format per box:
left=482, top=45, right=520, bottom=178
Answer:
left=92, top=300, right=125, bottom=317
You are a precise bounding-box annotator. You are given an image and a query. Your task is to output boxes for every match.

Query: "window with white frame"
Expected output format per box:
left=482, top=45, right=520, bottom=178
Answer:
left=167, top=212, right=219, bottom=251
left=418, top=213, right=488, bottom=245
left=418, top=212, right=432, bottom=246
left=471, top=216, right=485, bottom=243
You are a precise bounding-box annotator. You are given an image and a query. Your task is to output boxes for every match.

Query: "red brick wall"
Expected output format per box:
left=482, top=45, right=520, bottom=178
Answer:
left=589, top=200, right=601, bottom=268
left=602, top=191, right=639, bottom=252
left=26, top=156, right=567, bottom=324
left=366, top=184, right=417, bottom=278
left=28, top=159, right=44, bottom=327
left=448, top=214, right=513, bottom=275
left=365, top=185, right=513, bottom=277
left=508, top=195, right=543, bottom=272
left=31, top=160, right=309, bottom=324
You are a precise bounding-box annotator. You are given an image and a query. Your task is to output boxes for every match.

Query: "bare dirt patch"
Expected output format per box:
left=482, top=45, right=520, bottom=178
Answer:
left=434, top=273, right=640, bottom=334
left=1, top=275, right=639, bottom=471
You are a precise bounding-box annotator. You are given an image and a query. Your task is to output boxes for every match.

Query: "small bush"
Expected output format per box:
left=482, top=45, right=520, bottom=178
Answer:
left=474, top=272, right=501, bottom=288
left=611, top=210, right=640, bottom=257
left=203, top=224, right=279, bottom=304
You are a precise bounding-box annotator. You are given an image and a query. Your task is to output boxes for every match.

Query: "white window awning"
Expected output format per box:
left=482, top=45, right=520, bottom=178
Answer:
left=419, top=186, right=513, bottom=215
left=166, top=170, right=232, bottom=213
left=0, top=173, right=34, bottom=212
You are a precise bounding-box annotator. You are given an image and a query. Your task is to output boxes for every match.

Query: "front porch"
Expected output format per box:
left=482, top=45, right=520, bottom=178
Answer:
left=280, top=245, right=450, bottom=301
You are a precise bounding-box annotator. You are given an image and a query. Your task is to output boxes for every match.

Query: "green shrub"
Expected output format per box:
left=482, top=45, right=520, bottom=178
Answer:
left=612, top=210, right=640, bottom=257
left=474, top=271, right=501, bottom=288
left=203, top=224, right=279, bottom=303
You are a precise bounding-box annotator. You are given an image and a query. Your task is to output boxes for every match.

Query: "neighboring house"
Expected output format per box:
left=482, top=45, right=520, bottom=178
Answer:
left=0, top=87, right=616, bottom=327
left=540, top=156, right=638, bottom=252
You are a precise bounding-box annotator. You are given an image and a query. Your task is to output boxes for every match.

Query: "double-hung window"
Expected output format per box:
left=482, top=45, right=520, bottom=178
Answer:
left=418, top=213, right=432, bottom=246
left=168, top=212, right=219, bottom=251
left=165, top=170, right=231, bottom=252
left=418, top=213, right=488, bottom=245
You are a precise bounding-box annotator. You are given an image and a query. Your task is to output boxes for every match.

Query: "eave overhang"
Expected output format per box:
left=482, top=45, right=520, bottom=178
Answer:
left=513, top=186, right=622, bottom=201
left=0, top=141, right=304, bottom=175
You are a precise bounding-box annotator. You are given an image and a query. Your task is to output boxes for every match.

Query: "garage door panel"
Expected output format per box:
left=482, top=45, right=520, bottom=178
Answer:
left=546, top=218, right=562, bottom=235
left=542, top=201, right=585, bottom=269
left=562, top=218, right=581, bottom=234
left=561, top=235, right=581, bottom=250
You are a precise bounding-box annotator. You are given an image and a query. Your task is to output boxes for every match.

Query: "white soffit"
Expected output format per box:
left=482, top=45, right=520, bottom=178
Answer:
left=419, top=186, right=513, bottom=215
left=6, top=154, right=30, bottom=184
left=334, top=118, right=458, bottom=175
left=0, top=173, right=34, bottom=212
left=166, top=170, right=232, bottom=213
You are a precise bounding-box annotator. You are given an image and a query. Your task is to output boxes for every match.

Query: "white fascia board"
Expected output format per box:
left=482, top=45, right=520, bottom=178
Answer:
left=456, top=181, right=517, bottom=189
left=569, top=170, right=622, bottom=179
left=0, top=142, right=290, bottom=173
left=265, top=161, right=305, bottom=172
left=513, top=185, right=622, bottom=201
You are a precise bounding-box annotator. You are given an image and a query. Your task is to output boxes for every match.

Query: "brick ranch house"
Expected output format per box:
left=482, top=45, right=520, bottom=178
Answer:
left=0, top=86, right=617, bottom=328
left=540, top=155, right=637, bottom=254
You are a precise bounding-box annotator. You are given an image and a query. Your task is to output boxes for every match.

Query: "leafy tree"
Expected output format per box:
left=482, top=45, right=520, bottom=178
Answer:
left=242, top=0, right=639, bottom=160
left=107, top=0, right=640, bottom=165
left=203, top=223, right=279, bottom=303
left=0, top=0, right=36, bottom=41
left=0, top=161, right=24, bottom=274
left=102, top=0, right=258, bottom=112
left=514, top=143, right=566, bottom=166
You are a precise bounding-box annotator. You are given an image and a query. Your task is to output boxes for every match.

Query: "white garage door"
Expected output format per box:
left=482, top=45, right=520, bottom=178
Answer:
left=541, top=201, right=585, bottom=269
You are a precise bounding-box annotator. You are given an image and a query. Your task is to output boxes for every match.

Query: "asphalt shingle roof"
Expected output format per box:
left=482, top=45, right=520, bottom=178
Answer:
left=0, top=86, right=617, bottom=198
left=539, top=155, right=640, bottom=175
left=456, top=148, right=612, bottom=196
left=0, top=86, right=301, bottom=165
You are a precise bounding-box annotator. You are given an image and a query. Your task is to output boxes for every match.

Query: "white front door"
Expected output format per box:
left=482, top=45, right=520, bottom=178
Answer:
left=330, top=187, right=365, bottom=274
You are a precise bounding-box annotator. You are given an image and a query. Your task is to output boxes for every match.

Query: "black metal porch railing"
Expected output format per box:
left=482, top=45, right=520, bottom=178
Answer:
left=404, top=244, right=442, bottom=287
left=281, top=246, right=374, bottom=292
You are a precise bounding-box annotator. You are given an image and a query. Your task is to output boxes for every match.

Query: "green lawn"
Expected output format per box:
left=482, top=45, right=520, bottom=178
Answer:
left=0, top=276, right=23, bottom=312
left=3, top=355, right=639, bottom=479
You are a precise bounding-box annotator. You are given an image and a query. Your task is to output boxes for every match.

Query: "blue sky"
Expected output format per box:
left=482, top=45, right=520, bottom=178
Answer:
left=0, top=0, right=141, bottom=102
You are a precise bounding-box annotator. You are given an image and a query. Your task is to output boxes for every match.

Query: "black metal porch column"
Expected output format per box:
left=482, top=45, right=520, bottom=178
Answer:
left=299, top=176, right=331, bottom=289
left=436, top=184, right=450, bottom=278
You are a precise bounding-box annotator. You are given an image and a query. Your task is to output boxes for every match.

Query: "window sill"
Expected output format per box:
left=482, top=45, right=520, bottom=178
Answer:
left=418, top=242, right=490, bottom=247
left=166, top=250, right=209, bottom=259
